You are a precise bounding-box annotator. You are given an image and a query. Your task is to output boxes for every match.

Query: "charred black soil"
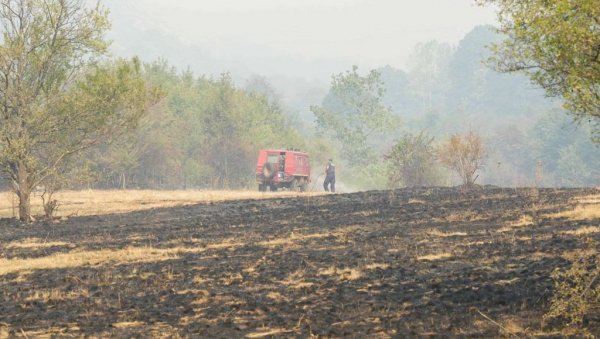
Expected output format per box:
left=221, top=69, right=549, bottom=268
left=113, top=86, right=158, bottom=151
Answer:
left=1, top=187, right=598, bottom=337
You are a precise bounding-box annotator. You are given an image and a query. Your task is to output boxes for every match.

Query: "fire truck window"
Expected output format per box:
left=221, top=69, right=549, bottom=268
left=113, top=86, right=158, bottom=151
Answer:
left=267, top=155, right=278, bottom=163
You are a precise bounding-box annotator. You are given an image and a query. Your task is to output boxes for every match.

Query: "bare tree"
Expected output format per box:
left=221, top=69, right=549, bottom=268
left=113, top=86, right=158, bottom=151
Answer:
left=438, top=131, right=486, bottom=187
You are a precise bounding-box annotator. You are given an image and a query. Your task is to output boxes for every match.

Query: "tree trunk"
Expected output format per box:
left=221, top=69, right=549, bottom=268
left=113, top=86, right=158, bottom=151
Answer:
left=17, top=161, right=31, bottom=222
left=121, top=172, right=126, bottom=190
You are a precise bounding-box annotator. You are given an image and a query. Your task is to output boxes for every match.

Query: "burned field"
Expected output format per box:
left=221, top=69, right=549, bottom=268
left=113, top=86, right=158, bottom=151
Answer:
left=1, top=187, right=598, bottom=337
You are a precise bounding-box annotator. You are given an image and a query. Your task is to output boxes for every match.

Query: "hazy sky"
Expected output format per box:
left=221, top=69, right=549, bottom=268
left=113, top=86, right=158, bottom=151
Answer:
left=107, top=0, right=498, bottom=80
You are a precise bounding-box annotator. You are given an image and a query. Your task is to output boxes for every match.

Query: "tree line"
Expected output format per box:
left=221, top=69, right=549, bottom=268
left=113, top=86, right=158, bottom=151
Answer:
left=78, top=63, right=307, bottom=191
left=0, top=0, right=598, bottom=223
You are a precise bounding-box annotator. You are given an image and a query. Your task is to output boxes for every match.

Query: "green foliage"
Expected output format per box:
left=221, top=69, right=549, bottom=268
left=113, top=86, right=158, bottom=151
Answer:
left=84, top=61, right=304, bottom=190
left=311, top=66, right=400, bottom=190
left=385, top=132, right=443, bottom=188
left=545, top=241, right=599, bottom=332
left=556, top=145, right=592, bottom=187
left=407, top=41, right=452, bottom=113
left=0, top=0, right=154, bottom=221
left=200, top=74, right=303, bottom=188
left=311, top=65, right=399, bottom=167
left=346, top=161, right=388, bottom=191
left=483, top=110, right=599, bottom=187
left=380, top=26, right=554, bottom=141
left=479, top=0, right=600, bottom=138
left=529, top=110, right=599, bottom=186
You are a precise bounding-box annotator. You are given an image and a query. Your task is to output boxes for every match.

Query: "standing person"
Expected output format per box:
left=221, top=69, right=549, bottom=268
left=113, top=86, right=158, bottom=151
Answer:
left=323, top=159, right=336, bottom=192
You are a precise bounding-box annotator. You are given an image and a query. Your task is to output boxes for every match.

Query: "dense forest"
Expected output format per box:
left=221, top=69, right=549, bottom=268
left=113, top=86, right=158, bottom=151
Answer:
left=62, top=25, right=596, bottom=191
left=1, top=23, right=598, bottom=192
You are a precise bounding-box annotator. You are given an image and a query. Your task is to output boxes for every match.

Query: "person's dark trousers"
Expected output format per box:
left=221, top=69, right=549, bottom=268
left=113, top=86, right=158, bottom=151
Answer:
left=324, top=175, right=335, bottom=192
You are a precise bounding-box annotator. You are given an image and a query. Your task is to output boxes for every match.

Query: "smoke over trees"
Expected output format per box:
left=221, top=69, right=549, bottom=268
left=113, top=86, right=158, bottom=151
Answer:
left=0, top=1, right=597, bottom=213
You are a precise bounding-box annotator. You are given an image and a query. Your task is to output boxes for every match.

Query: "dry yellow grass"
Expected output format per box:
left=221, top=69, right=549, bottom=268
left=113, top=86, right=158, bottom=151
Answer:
left=495, top=278, right=520, bottom=286
left=266, top=291, right=288, bottom=302
left=575, top=194, right=600, bottom=204
left=24, top=288, right=90, bottom=302
left=0, top=246, right=206, bottom=276
left=426, top=229, right=468, bottom=237
left=319, top=266, right=363, bottom=281
left=408, top=198, right=427, bottom=204
left=281, top=270, right=314, bottom=290
left=259, top=231, right=332, bottom=248
left=246, top=328, right=294, bottom=338
left=364, top=263, right=390, bottom=270
left=205, top=238, right=245, bottom=250
left=512, top=215, right=535, bottom=227
left=561, top=226, right=600, bottom=236
left=6, top=237, right=68, bottom=249
left=16, top=326, right=82, bottom=339
left=259, top=226, right=364, bottom=249
left=561, top=248, right=598, bottom=261
left=497, top=215, right=535, bottom=233
left=0, top=325, right=9, bottom=339
left=417, top=252, right=453, bottom=261
left=112, top=322, right=146, bottom=329
left=500, top=317, right=525, bottom=336
left=0, top=189, right=323, bottom=218
left=544, top=204, right=600, bottom=221
left=316, top=263, right=390, bottom=282
left=542, top=194, right=600, bottom=221
left=444, top=211, right=487, bottom=223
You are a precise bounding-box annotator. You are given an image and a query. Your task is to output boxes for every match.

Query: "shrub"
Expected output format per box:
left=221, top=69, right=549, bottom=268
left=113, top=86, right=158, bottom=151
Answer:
left=438, top=130, right=486, bottom=187
left=545, top=241, right=599, bottom=333
left=385, top=132, right=442, bottom=188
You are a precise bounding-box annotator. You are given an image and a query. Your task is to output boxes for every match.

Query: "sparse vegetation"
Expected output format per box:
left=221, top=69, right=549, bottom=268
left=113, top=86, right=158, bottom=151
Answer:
left=1, top=187, right=598, bottom=337
left=545, top=241, right=599, bottom=334
left=0, top=190, right=322, bottom=219
left=438, top=131, right=487, bottom=187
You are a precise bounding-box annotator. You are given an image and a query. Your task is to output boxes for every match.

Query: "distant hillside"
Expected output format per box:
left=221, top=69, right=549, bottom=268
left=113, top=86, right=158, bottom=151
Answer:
left=376, top=26, right=559, bottom=135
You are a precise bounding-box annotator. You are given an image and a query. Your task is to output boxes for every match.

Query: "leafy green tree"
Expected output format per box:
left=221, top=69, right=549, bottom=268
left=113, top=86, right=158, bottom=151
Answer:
left=378, top=65, right=417, bottom=116
left=525, top=110, right=600, bottom=186
left=201, top=74, right=249, bottom=188
left=448, top=26, right=531, bottom=113
left=385, top=132, right=443, bottom=188
left=244, top=75, right=280, bottom=106
left=485, top=124, right=533, bottom=186
left=407, top=41, right=452, bottom=113
left=556, top=145, right=591, bottom=187
left=105, top=62, right=305, bottom=191
left=478, top=0, right=600, bottom=137
left=311, top=66, right=399, bottom=174
left=158, top=73, right=288, bottom=189
left=0, top=0, right=153, bottom=221
left=101, top=137, right=145, bottom=190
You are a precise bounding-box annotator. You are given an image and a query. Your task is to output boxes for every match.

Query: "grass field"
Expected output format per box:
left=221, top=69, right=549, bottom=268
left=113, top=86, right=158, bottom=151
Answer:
left=0, top=189, right=323, bottom=219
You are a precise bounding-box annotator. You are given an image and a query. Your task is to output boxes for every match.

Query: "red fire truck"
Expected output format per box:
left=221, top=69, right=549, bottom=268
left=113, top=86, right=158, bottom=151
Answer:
left=256, top=149, right=310, bottom=191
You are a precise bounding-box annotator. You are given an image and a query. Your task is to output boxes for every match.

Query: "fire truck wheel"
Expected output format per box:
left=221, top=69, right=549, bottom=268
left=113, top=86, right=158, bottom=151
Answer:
left=299, top=178, right=308, bottom=192
left=290, top=178, right=299, bottom=191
